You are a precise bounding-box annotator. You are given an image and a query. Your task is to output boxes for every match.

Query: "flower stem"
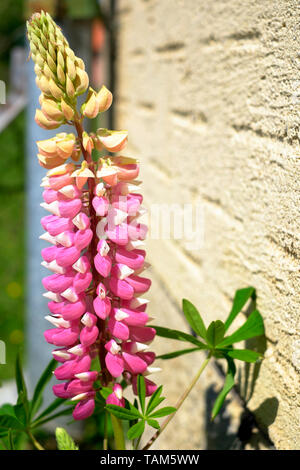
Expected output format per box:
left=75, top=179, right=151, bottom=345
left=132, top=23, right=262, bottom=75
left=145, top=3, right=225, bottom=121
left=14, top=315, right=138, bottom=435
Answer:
left=103, top=410, right=108, bottom=450
left=110, top=414, right=126, bottom=450
left=142, top=354, right=211, bottom=450
left=27, top=430, right=45, bottom=451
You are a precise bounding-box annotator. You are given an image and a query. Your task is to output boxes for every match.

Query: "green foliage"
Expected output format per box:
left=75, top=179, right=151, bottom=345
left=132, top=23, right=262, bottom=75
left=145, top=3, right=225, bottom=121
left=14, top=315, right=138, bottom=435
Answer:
left=55, top=427, right=79, bottom=451
left=106, top=376, right=176, bottom=443
left=0, top=358, right=71, bottom=449
left=154, top=287, right=264, bottom=419
left=0, top=113, right=25, bottom=381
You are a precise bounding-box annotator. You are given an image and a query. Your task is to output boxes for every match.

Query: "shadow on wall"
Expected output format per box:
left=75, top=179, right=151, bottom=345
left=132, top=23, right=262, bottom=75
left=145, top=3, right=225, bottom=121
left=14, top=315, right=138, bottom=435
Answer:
left=204, top=295, right=279, bottom=449
left=204, top=386, right=278, bottom=449
left=204, top=387, right=237, bottom=450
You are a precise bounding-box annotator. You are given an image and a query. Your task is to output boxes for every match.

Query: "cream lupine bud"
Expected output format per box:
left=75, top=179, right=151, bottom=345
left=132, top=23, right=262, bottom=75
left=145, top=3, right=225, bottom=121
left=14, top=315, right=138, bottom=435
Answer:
left=36, top=133, right=77, bottom=169
left=81, top=86, right=113, bottom=118
left=27, top=11, right=89, bottom=103
left=94, top=129, right=128, bottom=152
left=96, top=85, right=113, bottom=113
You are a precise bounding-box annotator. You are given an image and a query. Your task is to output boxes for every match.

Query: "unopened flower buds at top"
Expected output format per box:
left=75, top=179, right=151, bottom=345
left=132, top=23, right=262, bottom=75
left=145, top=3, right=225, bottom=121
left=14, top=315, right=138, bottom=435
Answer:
left=27, top=10, right=89, bottom=121
left=27, top=11, right=158, bottom=422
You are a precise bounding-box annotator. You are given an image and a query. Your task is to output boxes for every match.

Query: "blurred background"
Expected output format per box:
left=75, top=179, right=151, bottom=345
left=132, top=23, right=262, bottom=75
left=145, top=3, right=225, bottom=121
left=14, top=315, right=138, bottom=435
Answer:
left=0, top=0, right=299, bottom=451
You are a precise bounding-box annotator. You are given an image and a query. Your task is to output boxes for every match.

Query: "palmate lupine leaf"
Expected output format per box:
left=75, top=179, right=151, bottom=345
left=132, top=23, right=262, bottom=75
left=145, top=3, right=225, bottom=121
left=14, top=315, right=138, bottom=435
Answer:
left=211, top=357, right=236, bottom=420
left=218, top=310, right=264, bottom=348
left=153, top=288, right=264, bottom=420
left=206, top=320, right=225, bottom=347
left=30, top=359, right=57, bottom=418
left=182, top=299, right=207, bottom=339
left=224, top=287, right=256, bottom=331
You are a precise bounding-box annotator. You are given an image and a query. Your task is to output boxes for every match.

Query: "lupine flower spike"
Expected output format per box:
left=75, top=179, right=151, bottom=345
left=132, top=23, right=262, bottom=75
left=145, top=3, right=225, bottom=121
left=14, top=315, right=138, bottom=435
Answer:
left=27, top=11, right=157, bottom=421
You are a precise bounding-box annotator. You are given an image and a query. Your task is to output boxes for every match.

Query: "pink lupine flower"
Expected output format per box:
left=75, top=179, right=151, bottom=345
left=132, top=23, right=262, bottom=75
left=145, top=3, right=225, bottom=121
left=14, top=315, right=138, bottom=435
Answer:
left=29, top=12, right=158, bottom=422
left=106, top=384, right=125, bottom=408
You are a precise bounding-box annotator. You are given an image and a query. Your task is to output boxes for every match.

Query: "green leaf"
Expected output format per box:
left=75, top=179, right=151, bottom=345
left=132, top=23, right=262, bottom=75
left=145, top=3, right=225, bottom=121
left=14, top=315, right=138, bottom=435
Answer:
left=32, top=407, right=74, bottom=428
left=137, top=375, right=146, bottom=414
left=225, top=349, right=263, bottom=363
left=31, top=359, right=56, bottom=418
left=156, top=347, right=201, bottom=360
left=127, top=420, right=145, bottom=440
left=33, top=398, right=66, bottom=424
left=146, top=386, right=164, bottom=416
left=15, top=353, right=27, bottom=400
left=100, top=387, right=113, bottom=400
left=15, top=354, right=29, bottom=420
left=55, top=427, right=78, bottom=450
left=218, top=310, right=264, bottom=348
left=211, top=358, right=236, bottom=420
left=147, top=418, right=160, bottom=429
left=0, top=404, right=15, bottom=417
left=225, top=287, right=256, bottom=331
left=182, top=299, right=207, bottom=339
left=13, top=404, right=27, bottom=426
left=0, top=414, right=24, bottom=431
left=152, top=326, right=207, bottom=349
left=7, top=429, right=15, bottom=450
left=106, top=404, right=141, bottom=421
left=149, top=406, right=176, bottom=419
left=206, top=320, right=225, bottom=347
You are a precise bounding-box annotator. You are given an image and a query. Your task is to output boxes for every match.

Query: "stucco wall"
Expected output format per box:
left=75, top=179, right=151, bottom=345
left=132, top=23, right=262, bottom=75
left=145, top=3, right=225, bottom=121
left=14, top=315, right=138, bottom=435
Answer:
left=114, top=0, right=300, bottom=450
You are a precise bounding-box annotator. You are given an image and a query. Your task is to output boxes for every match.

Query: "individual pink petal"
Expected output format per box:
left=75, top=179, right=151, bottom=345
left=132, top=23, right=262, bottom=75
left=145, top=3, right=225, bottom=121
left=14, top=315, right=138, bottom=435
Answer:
left=73, top=397, right=95, bottom=420
left=132, top=376, right=157, bottom=396
left=94, top=253, right=112, bottom=277
left=122, top=352, right=148, bottom=375
left=129, top=326, right=156, bottom=343
left=74, top=229, right=93, bottom=250
left=41, top=214, right=58, bottom=230
left=44, top=324, right=79, bottom=346
left=93, top=296, right=111, bottom=319
left=105, top=352, right=124, bottom=377
left=41, top=246, right=58, bottom=263
left=58, top=199, right=82, bottom=218
left=61, top=295, right=86, bottom=320
left=56, top=246, right=81, bottom=267
left=126, top=275, right=151, bottom=294
left=47, top=217, right=73, bottom=236
left=80, top=325, right=99, bottom=347
left=66, top=379, right=94, bottom=395
left=109, top=276, right=134, bottom=300
left=108, top=317, right=129, bottom=341
left=92, top=196, right=109, bottom=216
left=73, top=212, right=90, bottom=230
left=48, top=300, right=65, bottom=315
left=106, top=384, right=125, bottom=407
left=114, top=247, right=145, bottom=270
left=105, top=223, right=129, bottom=246
left=53, top=382, right=73, bottom=399
left=42, top=272, right=74, bottom=293
left=73, top=271, right=92, bottom=294
left=49, top=173, right=73, bottom=190
left=43, top=189, right=58, bottom=204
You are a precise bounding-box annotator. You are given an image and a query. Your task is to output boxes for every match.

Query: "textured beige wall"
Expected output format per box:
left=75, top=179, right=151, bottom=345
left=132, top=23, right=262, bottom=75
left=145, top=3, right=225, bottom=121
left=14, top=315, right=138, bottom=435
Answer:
left=114, top=0, right=300, bottom=450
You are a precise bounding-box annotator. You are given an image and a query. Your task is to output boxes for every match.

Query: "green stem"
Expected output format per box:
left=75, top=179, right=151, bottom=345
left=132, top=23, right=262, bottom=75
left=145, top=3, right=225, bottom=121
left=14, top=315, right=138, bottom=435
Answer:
left=143, top=354, right=211, bottom=450
left=110, top=414, right=126, bottom=450
left=134, top=435, right=142, bottom=450
left=103, top=411, right=108, bottom=450
left=27, top=429, right=45, bottom=451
